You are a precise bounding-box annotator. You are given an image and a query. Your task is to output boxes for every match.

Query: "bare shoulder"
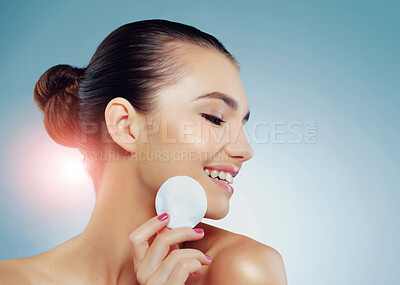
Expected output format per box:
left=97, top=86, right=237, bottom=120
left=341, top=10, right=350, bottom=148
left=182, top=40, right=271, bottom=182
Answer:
left=204, top=232, right=288, bottom=285
left=0, top=258, right=34, bottom=284
left=0, top=253, right=56, bottom=285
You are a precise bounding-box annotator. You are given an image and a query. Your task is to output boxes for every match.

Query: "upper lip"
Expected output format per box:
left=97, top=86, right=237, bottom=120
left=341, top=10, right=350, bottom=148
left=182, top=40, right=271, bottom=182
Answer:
left=203, top=165, right=239, bottom=177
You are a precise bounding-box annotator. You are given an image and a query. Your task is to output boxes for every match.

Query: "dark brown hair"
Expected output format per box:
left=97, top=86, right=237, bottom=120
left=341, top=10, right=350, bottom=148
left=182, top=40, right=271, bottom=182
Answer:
left=34, top=19, right=238, bottom=168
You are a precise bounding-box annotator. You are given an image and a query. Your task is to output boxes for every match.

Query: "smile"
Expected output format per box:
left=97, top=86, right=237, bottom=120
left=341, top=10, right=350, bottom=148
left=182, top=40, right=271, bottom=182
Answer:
left=203, top=167, right=235, bottom=194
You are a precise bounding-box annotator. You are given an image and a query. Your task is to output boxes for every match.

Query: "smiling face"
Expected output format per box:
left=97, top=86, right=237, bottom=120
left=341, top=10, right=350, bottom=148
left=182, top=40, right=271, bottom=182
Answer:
left=133, top=46, right=254, bottom=219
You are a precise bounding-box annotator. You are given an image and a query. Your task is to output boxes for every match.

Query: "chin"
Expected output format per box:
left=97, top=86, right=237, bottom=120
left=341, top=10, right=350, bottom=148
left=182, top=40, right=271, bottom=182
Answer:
left=205, top=199, right=230, bottom=220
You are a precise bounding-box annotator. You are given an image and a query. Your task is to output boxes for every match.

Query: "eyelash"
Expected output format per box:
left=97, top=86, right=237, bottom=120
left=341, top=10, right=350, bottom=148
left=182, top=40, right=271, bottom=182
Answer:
left=201, top=114, right=225, bottom=126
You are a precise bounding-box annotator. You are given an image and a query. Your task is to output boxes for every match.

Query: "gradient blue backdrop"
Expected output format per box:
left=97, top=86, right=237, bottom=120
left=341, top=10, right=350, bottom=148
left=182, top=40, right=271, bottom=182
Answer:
left=0, top=1, right=399, bottom=284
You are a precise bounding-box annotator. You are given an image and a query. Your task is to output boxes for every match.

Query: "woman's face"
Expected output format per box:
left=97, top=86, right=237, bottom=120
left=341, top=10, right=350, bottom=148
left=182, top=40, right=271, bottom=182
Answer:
left=137, top=47, right=254, bottom=220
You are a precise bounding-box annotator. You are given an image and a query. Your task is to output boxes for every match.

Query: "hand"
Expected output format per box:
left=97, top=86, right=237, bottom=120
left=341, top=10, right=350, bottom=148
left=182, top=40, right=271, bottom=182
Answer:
left=129, top=213, right=212, bottom=284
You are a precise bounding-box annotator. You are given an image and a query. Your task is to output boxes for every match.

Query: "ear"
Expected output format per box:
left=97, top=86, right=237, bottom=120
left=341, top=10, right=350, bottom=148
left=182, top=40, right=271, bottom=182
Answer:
left=104, top=97, right=144, bottom=153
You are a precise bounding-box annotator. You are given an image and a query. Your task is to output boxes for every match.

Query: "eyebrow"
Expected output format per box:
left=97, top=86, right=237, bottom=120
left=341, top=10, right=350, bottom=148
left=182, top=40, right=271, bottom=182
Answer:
left=194, top=92, right=250, bottom=123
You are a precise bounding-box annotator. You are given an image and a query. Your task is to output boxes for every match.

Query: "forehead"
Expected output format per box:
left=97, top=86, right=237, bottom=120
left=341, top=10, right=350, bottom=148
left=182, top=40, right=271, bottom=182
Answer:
left=159, top=46, right=249, bottom=111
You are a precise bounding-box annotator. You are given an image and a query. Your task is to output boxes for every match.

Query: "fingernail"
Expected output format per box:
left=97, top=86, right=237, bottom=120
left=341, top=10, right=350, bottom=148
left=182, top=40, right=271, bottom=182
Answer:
left=193, top=228, right=204, bottom=234
left=157, top=213, right=168, bottom=222
left=205, top=254, right=212, bottom=260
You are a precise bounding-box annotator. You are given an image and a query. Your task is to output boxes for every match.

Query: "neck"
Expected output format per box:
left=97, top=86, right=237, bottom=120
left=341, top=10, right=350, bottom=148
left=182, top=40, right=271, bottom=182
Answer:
left=67, top=158, right=172, bottom=285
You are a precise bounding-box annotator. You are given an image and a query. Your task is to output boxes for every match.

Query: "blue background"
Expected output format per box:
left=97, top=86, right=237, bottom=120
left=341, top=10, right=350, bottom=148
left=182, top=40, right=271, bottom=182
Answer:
left=0, top=1, right=399, bottom=284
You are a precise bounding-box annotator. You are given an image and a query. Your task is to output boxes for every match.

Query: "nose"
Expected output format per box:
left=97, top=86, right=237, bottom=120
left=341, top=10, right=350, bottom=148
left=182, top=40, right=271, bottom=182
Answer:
left=225, top=126, right=254, bottom=162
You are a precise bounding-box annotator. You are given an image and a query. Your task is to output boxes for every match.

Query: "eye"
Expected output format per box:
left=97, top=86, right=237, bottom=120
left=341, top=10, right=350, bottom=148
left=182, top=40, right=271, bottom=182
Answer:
left=201, top=114, right=225, bottom=126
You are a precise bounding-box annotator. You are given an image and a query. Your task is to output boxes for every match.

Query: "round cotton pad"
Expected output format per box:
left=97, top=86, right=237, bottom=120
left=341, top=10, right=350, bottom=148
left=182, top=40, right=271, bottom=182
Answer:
left=155, top=175, right=207, bottom=229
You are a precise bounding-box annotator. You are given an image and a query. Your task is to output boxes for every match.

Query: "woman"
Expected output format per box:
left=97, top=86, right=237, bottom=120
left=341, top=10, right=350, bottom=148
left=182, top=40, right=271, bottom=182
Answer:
left=0, top=19, right=287, bottom=284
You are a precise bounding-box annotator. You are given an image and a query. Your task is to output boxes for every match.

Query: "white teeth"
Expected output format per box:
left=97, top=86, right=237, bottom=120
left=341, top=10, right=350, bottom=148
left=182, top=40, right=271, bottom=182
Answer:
left=204, top=168, right=234, bottom=184
left=225, top=172, right=233, bottom=183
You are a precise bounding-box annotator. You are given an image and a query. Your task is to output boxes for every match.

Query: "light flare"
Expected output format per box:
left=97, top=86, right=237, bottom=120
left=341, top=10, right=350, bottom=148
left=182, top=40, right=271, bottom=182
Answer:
left=6, top=122, right=94, bottom=215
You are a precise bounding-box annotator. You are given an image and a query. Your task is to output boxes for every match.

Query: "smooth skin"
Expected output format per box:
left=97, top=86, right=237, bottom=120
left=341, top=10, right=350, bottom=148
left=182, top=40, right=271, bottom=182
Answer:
left=129, top=214, right=212, bottom=284
left=0, top=46, right=287, bottom=284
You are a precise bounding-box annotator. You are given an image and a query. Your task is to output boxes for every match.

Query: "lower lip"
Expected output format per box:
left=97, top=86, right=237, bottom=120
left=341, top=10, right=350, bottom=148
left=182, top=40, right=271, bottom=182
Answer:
left=208, top=176, right=234, bottom=194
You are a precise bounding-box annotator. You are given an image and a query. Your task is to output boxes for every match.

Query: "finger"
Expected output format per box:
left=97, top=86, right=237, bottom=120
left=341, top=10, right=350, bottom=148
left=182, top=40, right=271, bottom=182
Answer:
left=147, top=248, right=212, bottom=284
left=129, top=213, right=170, bottom=265
left=165, top=259, right=203, bottom=285
left=157, top=227, right=179, bottom=257
left=139, top=227, right=205, bottom=280
left=157, top=226, right=172, bottom=235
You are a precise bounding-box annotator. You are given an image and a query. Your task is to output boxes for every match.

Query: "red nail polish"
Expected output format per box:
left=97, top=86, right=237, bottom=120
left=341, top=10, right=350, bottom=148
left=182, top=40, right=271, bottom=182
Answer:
left=193, top=228, right=204, bottom=234
left=157, top=213, right=168, bottom=221
left=205, top=254, right=212, bottom=260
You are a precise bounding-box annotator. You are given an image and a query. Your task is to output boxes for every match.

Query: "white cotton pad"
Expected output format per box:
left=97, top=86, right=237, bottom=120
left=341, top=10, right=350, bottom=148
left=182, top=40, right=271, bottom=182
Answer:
left=155, top=175, right=207, bottom=229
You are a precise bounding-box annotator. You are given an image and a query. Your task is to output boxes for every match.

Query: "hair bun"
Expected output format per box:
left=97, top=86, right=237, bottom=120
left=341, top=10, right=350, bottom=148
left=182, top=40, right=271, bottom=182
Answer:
left=34, top=64, right=85, bottom=148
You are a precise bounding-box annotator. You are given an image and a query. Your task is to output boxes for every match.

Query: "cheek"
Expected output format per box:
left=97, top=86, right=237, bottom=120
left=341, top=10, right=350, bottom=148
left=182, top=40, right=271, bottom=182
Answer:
left=137, top=120, right=203, bottom=187
left=138, top=116, right=230, bottom=188
left=198, top=123, right=227, bottom=149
